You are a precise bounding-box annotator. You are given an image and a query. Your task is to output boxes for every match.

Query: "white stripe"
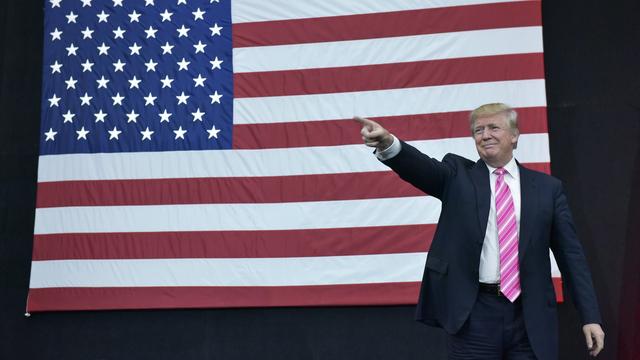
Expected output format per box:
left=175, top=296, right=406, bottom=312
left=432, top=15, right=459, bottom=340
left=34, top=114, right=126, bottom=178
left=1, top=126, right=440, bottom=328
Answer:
left=37, top=134, right=549, bottom=182
left=550, top=250, right=561, bottom=277
left=496, top=196, right=513, bottom=219
left=500, top=270, right=519, bottom=289
left=29, top=252, right=427, bottom=288
left=235, top=79, right=547, bottom=125
left=499, top=230, right=518, bottom=252
left=232, top=0, right=522, bottom=23
left=234, top=27, right=543, bottom=72
left=34, top=196, right=442, bottom=234
left=500, top=251, right=518, bottom=272
left=497, top=210, right=516, bottom=233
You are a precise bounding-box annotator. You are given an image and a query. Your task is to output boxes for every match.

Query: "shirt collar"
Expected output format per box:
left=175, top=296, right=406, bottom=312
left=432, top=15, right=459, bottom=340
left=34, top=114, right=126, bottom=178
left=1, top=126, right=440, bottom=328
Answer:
left=486, top=157, right=520, bottom=180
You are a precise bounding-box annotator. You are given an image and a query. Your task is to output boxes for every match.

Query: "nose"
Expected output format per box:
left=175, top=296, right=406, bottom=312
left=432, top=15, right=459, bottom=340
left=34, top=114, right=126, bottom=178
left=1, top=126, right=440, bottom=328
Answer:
left=481, top=130, right=493, bottom=141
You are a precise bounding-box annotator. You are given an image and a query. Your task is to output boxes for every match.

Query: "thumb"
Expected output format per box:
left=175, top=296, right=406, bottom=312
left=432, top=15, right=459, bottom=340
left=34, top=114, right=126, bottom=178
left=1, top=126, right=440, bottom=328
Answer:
left=584, top=328, right=594, bottom=349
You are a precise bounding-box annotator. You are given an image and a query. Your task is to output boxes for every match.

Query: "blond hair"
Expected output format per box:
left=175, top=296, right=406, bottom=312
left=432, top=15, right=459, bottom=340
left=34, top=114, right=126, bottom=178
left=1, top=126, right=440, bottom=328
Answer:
left=469, top=103, right=518, bottom=133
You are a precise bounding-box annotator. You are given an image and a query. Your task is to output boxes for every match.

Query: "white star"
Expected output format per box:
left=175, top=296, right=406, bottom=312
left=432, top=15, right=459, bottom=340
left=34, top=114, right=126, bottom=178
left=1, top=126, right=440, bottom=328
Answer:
left=209, top=23, right=223, bottom=36
left=97, top=10, right=110, bottom=23
left=209, top=56, right=223, bottom=70
left=48, top=94, right=61, bottom=107
left=94, top=109, right=107, bottom=122
left=81, top=27, right=94, bottom=39
left=50, top=0, right=61, bottom=8
left=193, top=41, right=207, bottom=54
left=192, top=8, right=205, bottom=20
left=176, top=91, right=189, bottom=105
left=128, top=76, right=141, bottom=89
left=113, top=27, right=126, bottom=39
left=193, top=74, right=206, bottom=87
left=207, top=125, right=221, bottom=139
left=108, top=126, right=122, bottom=140
left=210, top=0, right=220, bottom=3
left=112, top=93, right=125, bottom=106
left=81, top=0, right=92, bottom=7
left=176, top=25, right=190, bottom=38
left=126, top=110, right=139, bottom=123
left=141, top=127, right=154, bottom=141
left=209, top=90, right=223, bottom=104
left=161, top=42, right=174, bottom=54
left=177, top=58, right=190, bottom=71
left=113, top=59, right=126, bottom=72
left=50, top=61, right=63, bottom=74
left=113, top=0, right=124, bottom=7
left=96, top=75, right=110, bottom=89
left=97, top=42, right=110, bottom=55
left=177, top=0, right=187, bottom=4
left=44, top=128, right=57, bottom=141
left=66, top=11, right=78, bottom=23
left=50, top=28, right=63, bottom=41
left=144, top=92, right=157, bottom=106
left=159, top=109, right=172, bottom=122
left=62, top=110, right=75, bottom=123
left=65, top=43, right=79, bottom=56
left=129, top=42, right=142, bottom=55
left=76, top=126, right=90, bottom=140
left=159, top=75, right=174, bottom=88
left=174, top=126, right=187, bottom=139
left=160, top=9, right=173, bottom=22
left=128, top=10, right=141, bottom=22
left=145, top=26, right=158, bottom=38
left=81, top=59, right=94, bottom=72
left=191, top=108, right=205, bottom=121
left=65, top=76, right=78, bottom=89
left=145, top=0, right=154, bottom=5
left=80, top=92, right=93, bottom=106
left=145, top=59, right=158, bottom=72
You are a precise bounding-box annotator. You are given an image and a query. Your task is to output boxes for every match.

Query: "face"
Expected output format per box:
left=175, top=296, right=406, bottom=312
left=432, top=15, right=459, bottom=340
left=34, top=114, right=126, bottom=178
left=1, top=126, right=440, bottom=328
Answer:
left=472, top=113, right=519, bottom=168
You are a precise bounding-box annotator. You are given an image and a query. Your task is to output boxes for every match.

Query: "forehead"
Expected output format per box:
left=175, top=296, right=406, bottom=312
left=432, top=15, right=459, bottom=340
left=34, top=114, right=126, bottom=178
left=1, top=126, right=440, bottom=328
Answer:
left=473, top=112, right=509, bottom=127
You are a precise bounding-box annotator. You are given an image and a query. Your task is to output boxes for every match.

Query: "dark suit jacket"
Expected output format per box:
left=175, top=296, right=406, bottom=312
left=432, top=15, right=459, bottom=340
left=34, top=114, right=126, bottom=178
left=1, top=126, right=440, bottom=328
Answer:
left=382, top=141, right=601, bottom=360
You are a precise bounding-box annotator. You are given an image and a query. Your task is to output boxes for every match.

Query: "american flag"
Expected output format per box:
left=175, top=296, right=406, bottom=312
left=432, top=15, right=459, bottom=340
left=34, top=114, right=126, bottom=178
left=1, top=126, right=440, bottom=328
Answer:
left=28, top=0, right=560, bottom=312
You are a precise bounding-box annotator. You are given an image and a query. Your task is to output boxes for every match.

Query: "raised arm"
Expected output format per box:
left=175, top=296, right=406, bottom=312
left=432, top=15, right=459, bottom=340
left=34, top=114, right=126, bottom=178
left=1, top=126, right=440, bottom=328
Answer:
left=353, top=116, right=455, bottom=199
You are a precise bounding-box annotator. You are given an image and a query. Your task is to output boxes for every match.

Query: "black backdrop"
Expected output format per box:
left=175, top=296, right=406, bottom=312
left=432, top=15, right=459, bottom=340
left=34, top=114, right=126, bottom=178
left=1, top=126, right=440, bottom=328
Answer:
left=1, top=1, right=639, bottom=359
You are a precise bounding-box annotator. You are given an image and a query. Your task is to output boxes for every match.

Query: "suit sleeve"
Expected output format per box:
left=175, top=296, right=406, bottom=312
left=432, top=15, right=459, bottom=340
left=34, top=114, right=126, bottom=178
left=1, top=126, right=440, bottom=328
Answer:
left=381, top=140, right=454, bottom=200
left=549, top=182, right=602, bottom=325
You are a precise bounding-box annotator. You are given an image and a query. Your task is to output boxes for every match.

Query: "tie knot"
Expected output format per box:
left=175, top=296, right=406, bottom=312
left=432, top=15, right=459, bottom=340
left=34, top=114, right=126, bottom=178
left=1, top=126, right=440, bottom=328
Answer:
left=494, top=167, right=507, bottom=176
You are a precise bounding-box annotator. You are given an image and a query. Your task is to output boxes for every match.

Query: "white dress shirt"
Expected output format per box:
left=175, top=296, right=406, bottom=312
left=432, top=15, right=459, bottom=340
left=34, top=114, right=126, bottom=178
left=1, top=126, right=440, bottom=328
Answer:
left=376, top=135, right=521, bottom=283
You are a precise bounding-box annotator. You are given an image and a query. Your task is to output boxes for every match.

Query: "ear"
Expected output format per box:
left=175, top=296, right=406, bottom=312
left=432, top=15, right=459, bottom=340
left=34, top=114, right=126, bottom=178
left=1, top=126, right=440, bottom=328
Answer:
left=511, top=129, right=520, bottom=149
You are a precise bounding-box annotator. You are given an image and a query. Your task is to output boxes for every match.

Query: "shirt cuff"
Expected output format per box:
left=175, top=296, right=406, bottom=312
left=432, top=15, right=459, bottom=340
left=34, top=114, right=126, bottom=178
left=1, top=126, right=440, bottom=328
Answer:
left=375, top=135, right=401, bottom=161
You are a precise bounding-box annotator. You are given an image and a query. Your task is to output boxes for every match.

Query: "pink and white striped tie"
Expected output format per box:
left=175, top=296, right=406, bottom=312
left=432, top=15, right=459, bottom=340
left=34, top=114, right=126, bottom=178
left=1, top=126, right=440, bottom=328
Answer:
left=495, top=168, right=521, bottom=302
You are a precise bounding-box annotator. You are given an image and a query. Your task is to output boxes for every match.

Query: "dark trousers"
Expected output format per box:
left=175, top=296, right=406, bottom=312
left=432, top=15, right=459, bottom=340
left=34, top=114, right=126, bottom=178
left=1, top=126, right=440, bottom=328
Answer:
left=447, top=292, right=536, bottom=360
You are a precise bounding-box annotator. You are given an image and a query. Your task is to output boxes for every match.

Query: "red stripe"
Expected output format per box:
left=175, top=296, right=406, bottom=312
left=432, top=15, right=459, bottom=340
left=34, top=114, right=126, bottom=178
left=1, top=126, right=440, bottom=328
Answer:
left=521, top=162, right=550, bottom=174
left=36, top=161, right=550, bottom=208
left=553, top=277, right=564, bottom=302
left=36, top=171, right=423, bottom=208
left=32, top=224, right=435, bottom=260
left=26, top=282, right=422, bottom=312
left=26, top=277, right=562, bottom=312
left=233, top=1, right=541, bottom=47
left=235, top=53, right=545, bottom=98
left=234, top=107, right=548, bottom=149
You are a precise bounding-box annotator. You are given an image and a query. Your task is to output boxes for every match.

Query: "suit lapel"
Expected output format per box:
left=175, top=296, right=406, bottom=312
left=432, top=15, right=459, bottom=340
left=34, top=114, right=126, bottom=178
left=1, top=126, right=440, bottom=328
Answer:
left=471, top=160, right=490, bottom=244
left=518, top=164, right=537, bottom=260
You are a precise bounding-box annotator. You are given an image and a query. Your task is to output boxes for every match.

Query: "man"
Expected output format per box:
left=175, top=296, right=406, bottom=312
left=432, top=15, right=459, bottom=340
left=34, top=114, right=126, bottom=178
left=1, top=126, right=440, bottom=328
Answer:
left=355, top=103, right=604, bottom=359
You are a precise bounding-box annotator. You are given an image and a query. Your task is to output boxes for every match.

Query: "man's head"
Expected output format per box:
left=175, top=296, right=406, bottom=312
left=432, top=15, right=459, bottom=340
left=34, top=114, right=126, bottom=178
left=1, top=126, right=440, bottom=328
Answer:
left=469, top=103, right=520, bottom=168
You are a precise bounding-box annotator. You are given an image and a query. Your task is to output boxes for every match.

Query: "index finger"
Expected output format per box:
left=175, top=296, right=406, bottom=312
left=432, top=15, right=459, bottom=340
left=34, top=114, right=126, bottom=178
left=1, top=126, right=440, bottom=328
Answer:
left=353, top=116, right=375, bottom=131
